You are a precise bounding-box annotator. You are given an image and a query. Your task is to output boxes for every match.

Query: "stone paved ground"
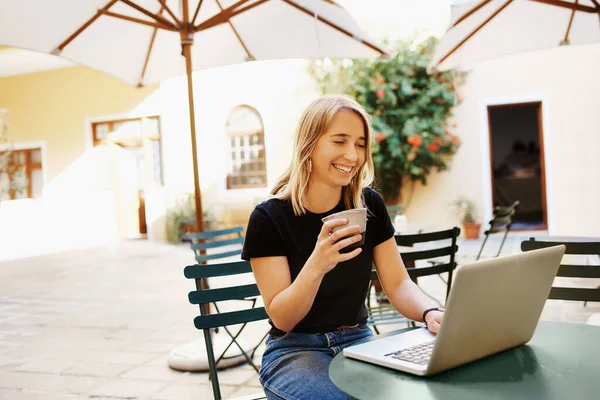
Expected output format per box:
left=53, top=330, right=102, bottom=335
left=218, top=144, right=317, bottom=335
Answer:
left=0, top=235, right=598, bottom=399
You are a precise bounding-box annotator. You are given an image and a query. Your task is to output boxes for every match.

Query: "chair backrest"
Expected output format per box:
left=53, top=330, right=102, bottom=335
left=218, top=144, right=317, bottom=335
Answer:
left=521, top=238, right=600, bottom=302
left=185, top=260, right=269, bottom=399
left=371, top=227, right=461, bottom=301
left=486, top=201, right=520, bottom=234
left=476, top=201, right=520, bottom=260
left=185, top=226, right=244, bottom=264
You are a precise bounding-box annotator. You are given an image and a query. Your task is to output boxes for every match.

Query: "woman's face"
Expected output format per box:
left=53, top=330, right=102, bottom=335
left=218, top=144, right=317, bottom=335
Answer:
left=309, top=110, right=367, bottom=189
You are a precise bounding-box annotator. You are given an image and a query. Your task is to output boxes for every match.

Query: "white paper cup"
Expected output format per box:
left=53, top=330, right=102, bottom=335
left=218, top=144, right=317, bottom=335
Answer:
left=321, top=208, right=367, bottom=251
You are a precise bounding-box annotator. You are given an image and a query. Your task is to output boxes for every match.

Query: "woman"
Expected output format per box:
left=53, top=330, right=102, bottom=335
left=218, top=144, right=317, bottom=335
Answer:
left=241, top=94, right=443, bottom=400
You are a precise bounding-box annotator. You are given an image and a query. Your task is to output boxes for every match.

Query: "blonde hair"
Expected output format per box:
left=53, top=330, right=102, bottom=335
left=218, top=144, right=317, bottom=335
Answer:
left=271, top=94, right=375, bottom=215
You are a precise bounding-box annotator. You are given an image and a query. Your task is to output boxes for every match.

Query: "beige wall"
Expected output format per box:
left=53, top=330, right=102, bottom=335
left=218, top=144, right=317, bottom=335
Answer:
left=404, top=44, right=600, bottom=237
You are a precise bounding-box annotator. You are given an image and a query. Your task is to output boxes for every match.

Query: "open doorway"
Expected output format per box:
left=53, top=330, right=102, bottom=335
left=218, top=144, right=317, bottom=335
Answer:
left=488, top=102, right=547, bottom=230
left=92, top=116, right=163, bottom=238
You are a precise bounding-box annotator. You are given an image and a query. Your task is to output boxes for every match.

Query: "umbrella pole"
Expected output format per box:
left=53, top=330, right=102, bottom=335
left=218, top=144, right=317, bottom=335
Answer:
left=181, top=34, right=204, bottom=234
left=181, top=33, right=210, bottom=297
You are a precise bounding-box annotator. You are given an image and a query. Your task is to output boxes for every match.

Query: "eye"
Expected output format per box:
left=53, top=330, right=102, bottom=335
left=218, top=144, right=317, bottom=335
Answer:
left=356, top=142, right=366, bottom=148
left=333, top=140, right=345, bottom=145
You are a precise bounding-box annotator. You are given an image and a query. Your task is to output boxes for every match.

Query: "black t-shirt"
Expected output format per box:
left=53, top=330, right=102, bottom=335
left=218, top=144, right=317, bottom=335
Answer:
left=241, top=187, right=395, bottom=335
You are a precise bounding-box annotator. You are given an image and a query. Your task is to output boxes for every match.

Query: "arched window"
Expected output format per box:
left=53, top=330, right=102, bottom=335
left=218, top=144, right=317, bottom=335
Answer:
left=225, top=105, right=267, bottom=189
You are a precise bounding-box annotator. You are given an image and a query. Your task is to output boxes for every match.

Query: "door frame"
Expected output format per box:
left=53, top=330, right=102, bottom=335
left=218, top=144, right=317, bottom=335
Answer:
left=478, top=95, right=555, bottom=233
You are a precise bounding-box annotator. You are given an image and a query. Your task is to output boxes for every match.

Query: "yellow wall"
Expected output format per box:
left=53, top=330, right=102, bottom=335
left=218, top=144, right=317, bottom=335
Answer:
left=0, top=66, right=157, bottom=181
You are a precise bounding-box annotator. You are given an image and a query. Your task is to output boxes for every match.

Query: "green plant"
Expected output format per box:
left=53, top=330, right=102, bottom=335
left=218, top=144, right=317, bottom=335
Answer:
left=452, top=197, right=479, bottom=225
left=310, top=37, right=465, bottom=203
left=165, top=193, right=213, bottom=243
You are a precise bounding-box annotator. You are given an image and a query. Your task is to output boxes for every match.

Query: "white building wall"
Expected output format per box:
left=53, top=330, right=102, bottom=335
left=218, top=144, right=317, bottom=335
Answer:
left=158, top=59, right=318, bottom=231
left=404, top=43, right=600, bottom=237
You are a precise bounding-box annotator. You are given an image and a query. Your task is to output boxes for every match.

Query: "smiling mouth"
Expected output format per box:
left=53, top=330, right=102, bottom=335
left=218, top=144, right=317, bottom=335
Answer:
left=333, top=164, right=353, bottom=173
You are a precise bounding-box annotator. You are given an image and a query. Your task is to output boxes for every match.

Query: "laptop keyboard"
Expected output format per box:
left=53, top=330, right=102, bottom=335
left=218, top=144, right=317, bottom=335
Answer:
left=384, top=340, right=435, bottom=365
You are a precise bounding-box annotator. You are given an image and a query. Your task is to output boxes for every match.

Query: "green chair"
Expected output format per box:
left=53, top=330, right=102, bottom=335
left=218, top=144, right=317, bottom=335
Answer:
left=185, top=260, right=268, bottom=400
left=174, top=227, right=265, bottom=372
left=367, top=227, right=460, bottom=333
left=521, top=238, right=600, bottom=304
left=186, top=226, right=245, bottom=265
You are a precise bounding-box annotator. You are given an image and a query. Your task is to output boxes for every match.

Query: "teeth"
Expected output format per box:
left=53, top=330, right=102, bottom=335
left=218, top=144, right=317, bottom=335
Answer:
left=333, top=164, right=352, bottom=173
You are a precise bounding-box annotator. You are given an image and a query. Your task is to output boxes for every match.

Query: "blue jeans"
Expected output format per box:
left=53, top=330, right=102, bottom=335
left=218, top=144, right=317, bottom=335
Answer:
left=259, top=324, right=373, bottom=400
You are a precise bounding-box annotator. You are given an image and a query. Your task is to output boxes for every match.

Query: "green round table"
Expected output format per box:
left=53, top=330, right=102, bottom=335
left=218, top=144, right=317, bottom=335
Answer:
left=329, top=321, right=600, bottom=400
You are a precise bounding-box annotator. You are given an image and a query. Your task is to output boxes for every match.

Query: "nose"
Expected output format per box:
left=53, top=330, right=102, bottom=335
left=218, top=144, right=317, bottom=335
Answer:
left=344, top=144, right=358, bottom=163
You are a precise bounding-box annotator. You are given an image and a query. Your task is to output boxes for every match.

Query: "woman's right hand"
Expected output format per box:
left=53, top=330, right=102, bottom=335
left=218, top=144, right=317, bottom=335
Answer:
left=307, top=218, right=363, bottom=275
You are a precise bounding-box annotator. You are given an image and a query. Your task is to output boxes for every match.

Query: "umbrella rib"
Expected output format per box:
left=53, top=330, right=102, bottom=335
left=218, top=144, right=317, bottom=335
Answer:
left=55, top=0, right=119, bottom=53
left=139, top=7, right=164, bottom=86
left=529, top=0, right=597, bottom=13
left=157, top=0, right=182, bottom=26
left=195, top=0, right=255, bottom=31
left=119, top=0, right=178, bottom=29
left=191, top=0, right=205, bottom=26
left=280, top=0, right=387, bottom=56
left=102, top=10, right=177, bottom=31
left=433, top=0, right=514, bottom=71
left=215, top=0, right=255, bottom=60
left=452, top=0, right=493, bottom=28
left=561, top=0, right=578, bottom=45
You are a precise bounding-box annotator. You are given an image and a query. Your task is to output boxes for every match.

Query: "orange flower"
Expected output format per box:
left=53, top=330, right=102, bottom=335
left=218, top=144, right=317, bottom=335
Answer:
left=407, top=134, right=422, bottom=149
left=437, top=76, right=445, bottom=84
left=434, top=137, right=441, bottom=145
left=376, top=132, right=385, bottom=143
left=376, top=89, right=385, bottom=99
left=428, top=143, right=439, bottom=152
left=373, top=76, right=385, bottom=85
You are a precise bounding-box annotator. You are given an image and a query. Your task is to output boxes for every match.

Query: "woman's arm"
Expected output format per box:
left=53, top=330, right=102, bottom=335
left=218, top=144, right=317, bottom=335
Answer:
left=251, top=218, right=363, bottom=332
left=372, top=237, right=444, bottom=333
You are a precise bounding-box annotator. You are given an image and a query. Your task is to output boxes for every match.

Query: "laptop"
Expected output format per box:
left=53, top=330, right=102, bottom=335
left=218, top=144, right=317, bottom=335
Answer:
left=343, top=245, right=565, bottom=376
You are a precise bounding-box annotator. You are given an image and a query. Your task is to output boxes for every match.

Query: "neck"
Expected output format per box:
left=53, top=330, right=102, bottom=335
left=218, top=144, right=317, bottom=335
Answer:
left=304, top=179, right=342, bottom=213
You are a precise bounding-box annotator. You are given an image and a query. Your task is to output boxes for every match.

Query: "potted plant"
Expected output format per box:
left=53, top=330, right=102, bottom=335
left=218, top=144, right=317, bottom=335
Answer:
left=166, top=192, right=215, bottom=243
left=452, top=198, right=481, bottom=239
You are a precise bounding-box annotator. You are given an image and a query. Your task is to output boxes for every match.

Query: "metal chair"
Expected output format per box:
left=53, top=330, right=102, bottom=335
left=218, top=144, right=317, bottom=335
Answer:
left=171, top=227, right=265, bottom=373
left=367, top=227, right=460, bottom=333
left=476, top=200, right=520, bottom=260
left=186, top=226, right=245, bottom=265
left=185, top=260, right=267, bottom=400
left=521, top=238, right=600, bottom=304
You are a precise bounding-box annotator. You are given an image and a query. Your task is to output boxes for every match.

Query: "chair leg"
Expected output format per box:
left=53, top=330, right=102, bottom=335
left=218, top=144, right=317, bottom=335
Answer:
left=476, top=234, right=489, bottom=261
left=496, top=230, right=510, bottom=258
left=202, top=326, right=221, bottom=400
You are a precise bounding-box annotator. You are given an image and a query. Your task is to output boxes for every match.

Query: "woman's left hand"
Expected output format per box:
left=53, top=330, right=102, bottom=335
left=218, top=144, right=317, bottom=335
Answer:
left=425, top=311, right=444, bottom=334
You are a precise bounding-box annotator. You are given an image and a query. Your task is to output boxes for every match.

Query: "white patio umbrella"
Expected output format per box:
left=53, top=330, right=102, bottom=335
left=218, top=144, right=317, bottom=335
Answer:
left=429, top=0, right=600, bottom=72
left=0, top=0, right=386, bottom=232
